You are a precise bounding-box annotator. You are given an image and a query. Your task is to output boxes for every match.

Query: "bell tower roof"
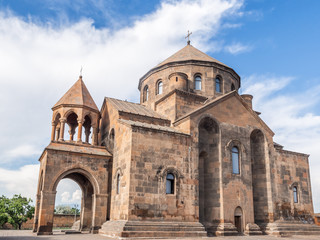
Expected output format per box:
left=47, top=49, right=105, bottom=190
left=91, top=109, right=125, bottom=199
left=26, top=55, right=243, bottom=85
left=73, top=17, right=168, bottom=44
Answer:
left=52, top=76, right=99, bottom=111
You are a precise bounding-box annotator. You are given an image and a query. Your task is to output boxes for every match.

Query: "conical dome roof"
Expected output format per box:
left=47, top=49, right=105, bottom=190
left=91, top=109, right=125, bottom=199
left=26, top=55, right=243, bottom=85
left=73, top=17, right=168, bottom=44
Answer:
left=53, top=76, right=99, bottom=111
left=138, top=44, right=237, bottom=90
left=156, top=44, right=228, bottom=68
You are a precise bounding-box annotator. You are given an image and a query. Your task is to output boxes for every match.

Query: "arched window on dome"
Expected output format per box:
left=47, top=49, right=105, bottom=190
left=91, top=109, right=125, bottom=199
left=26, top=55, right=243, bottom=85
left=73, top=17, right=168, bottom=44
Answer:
left=166, top=173, right=175, bottom=194
left=293, top=186, right=298, bottom=203
left=216, top=77, right=222, bottom=93
left=157, top=81, right=163, bottom=95
left=143, top=85, right=149, bottom=102
left=195, top=75, right=202, bottom=90
left=232, top=146, right=240, bottom=174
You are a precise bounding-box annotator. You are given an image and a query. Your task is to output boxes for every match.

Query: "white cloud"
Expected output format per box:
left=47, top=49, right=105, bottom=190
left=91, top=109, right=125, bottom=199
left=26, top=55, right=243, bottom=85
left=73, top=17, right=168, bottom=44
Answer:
left=0, top=0, right=244, bottom=170
left=0, top=164, right=39, bottom=201
left=56, top=179, right=81, bottom=206
left=242, top=75, right=320, bottom=213
left=72, top=189, right=82, bottom=202
left=224, top=42, right=253, bottom=54
left=5, top=144, right=42, bottom=159
left=60, top=190, right=81, bottom=203
left=61, top=191, right=71, bottom=203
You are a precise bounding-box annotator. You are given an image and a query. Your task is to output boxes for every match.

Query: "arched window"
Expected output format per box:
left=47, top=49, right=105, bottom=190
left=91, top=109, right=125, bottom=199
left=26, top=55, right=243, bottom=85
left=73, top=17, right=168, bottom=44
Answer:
left=232, top=146, right=240, bottom=174
left=143, top=85, right=149, bottom=102
left=215, top=77, right=221, bottom=93
left=157, top=81, right=163, bottom=95
left=116, top=174, right=120, bottom=194
left=231, top=83, right=235, bottom=91
left=293, top=186, right=298, bottom=203
left=195, top=76, right=201, bottom=90
left=166, top=173, right=175, bottom=194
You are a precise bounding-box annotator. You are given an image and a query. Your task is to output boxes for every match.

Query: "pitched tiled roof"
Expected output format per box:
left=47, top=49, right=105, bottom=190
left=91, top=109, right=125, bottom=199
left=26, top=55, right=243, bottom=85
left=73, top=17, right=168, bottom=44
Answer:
left=118, top=119, right=189, bottom=136
left=156, top=44, right=228, bottom=68
left=106, top=97, right=169, bottom=121
left=53, top=76, right=99, bottom=111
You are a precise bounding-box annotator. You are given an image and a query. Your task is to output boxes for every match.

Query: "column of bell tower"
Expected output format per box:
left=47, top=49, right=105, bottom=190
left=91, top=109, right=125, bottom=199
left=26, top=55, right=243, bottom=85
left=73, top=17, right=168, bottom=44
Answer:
left=50, top=75, right=100, bottom=145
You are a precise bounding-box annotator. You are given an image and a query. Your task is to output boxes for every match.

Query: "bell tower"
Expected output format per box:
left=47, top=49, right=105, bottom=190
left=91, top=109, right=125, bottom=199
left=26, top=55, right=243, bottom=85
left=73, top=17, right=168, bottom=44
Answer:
left=33, top=76, right=111, bottom=235
left=50, top=75, right=100, bottom=145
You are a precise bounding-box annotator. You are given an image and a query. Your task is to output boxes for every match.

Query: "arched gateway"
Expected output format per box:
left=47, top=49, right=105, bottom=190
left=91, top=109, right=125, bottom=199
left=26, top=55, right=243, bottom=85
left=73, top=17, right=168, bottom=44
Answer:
left=33, top=76, right=112, bottom=235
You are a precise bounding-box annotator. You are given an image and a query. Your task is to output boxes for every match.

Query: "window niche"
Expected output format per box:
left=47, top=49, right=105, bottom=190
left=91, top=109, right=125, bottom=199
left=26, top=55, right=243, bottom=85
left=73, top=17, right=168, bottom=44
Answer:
left=293, top=186, right=298, bottom=203
left=143, top=85, right=149, bottom=102
left=232, top=146, right=240, bottom=174
left=166, top=173, right=175, bottom=194
left=194, top=75, right=202, bottom=90
left=215, top=76, right=222, bottom=93
left=116, top=173, right=121, bottom=194
left=157, top=80, right=163, bottom=95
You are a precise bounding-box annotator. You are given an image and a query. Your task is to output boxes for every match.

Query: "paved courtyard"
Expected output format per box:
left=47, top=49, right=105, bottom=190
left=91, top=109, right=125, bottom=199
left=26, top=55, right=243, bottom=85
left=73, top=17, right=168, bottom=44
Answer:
left=1, top=230, right=320, bottom=240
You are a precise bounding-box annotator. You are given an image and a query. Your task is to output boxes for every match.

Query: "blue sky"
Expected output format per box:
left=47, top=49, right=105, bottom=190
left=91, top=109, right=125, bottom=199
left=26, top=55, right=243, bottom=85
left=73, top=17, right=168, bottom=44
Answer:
left=0, top=0, right=319, bottom=212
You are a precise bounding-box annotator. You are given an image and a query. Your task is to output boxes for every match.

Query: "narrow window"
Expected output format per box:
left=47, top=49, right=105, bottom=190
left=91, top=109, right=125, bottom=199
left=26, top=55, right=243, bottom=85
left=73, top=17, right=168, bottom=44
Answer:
left=293, top=186, right=298, bottom=203
left=232, top=146, right=240, bottom=174
left=216, top=77, right=221, bottom=93
left=157, top=81, right=163, bottom=95
left=166, top=173, right=175, bottom=194
left=116, top=174, right=120, bottom=194
left=143, top=85, right=149, bottom=102
left=231, top=83, right=235, bottom=91
left=195, top=76, right=201, bottom=90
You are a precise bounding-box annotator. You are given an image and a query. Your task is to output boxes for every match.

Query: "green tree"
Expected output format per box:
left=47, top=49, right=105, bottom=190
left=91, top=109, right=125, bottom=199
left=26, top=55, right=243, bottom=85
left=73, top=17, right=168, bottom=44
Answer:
left=5, top=195, right=34, bottom=229
left=55, top=205, right=80, bottom=215
left=0, top=196, right=9, bottom=228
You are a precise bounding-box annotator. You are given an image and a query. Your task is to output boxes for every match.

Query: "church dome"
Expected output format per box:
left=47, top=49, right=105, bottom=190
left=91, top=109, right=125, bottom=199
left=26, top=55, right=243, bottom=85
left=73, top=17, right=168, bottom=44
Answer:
left=156, top=44, right=229, bottom=68
left=138, top=44, right=239, bottom=91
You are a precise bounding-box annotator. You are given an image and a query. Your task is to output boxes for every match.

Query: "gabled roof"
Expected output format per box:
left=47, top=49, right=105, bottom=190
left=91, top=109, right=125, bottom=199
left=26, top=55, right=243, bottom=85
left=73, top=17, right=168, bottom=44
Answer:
left=118, top=119, right=189, bottom=136
left=156, top=44, right=228, bottom=68
left=105, top=97, right=169, bottom=121
left=174, top=91, right=274, bottom=136
left=53, top=76, right=98, bottom=111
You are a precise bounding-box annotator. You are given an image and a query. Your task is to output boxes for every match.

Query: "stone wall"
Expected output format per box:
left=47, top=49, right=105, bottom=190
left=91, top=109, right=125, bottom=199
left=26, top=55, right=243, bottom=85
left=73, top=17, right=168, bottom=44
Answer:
left=3, top=214, right=80, bottom=230
left=128, top=125, right=196, bottom=221
left=273, top=149, right=313, bottom=222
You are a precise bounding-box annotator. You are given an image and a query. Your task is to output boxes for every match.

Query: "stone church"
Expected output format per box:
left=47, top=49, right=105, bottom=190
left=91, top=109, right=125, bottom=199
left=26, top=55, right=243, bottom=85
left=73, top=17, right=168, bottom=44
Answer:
left=33, top=42, right=320, bottom=237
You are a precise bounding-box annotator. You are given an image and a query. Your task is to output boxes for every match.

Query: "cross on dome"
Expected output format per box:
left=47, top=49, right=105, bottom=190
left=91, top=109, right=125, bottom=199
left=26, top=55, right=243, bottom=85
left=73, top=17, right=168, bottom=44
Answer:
left=185, top=30, right=192, bottom=45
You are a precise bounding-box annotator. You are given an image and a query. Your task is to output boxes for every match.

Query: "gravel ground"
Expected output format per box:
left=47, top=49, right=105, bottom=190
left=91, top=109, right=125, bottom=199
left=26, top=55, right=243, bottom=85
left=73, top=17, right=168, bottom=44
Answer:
left=0, top=230, right=320, bottom=240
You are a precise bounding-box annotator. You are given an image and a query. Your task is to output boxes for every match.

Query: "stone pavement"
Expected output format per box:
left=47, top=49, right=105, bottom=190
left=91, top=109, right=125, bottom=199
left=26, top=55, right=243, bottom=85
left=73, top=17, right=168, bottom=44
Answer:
left=0, top=231, right=320, bottom=240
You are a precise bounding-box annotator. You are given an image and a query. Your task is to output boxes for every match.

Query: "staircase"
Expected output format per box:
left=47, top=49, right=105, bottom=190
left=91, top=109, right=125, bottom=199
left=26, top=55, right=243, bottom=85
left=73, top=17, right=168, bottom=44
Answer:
left=265, top=221, right=320, bottom=236
left=99, top=220, right=207, bottom=239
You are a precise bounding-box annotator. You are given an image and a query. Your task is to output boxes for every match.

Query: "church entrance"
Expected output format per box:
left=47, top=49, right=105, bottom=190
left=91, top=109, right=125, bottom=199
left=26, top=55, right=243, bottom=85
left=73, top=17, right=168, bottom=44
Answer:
left=53, top=170, right=95, bottom=231
left=234, top=207, right=243, bottom=234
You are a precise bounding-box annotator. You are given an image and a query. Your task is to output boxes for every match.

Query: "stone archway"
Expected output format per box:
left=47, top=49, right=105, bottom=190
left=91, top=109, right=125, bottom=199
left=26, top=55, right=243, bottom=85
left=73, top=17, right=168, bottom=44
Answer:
left=250, top=129, right=268, bottom=224
left=53, top=169, right=96, bottom=231
left=198, top=116, right=219, bottom=224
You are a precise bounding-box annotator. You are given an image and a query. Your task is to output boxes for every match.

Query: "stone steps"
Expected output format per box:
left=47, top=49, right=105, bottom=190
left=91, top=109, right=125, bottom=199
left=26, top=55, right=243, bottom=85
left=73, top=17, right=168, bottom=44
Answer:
left=99, top=220, right=208, bottom=239
left=265, top=221, right=320, bottom=236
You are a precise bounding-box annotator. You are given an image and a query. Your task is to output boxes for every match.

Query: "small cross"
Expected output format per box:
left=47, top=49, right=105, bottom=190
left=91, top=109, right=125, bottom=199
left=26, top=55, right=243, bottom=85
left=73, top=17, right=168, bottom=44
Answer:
left=185, top=30, right=192, bottom=45
left=80, top=66, right=83, bottom=77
